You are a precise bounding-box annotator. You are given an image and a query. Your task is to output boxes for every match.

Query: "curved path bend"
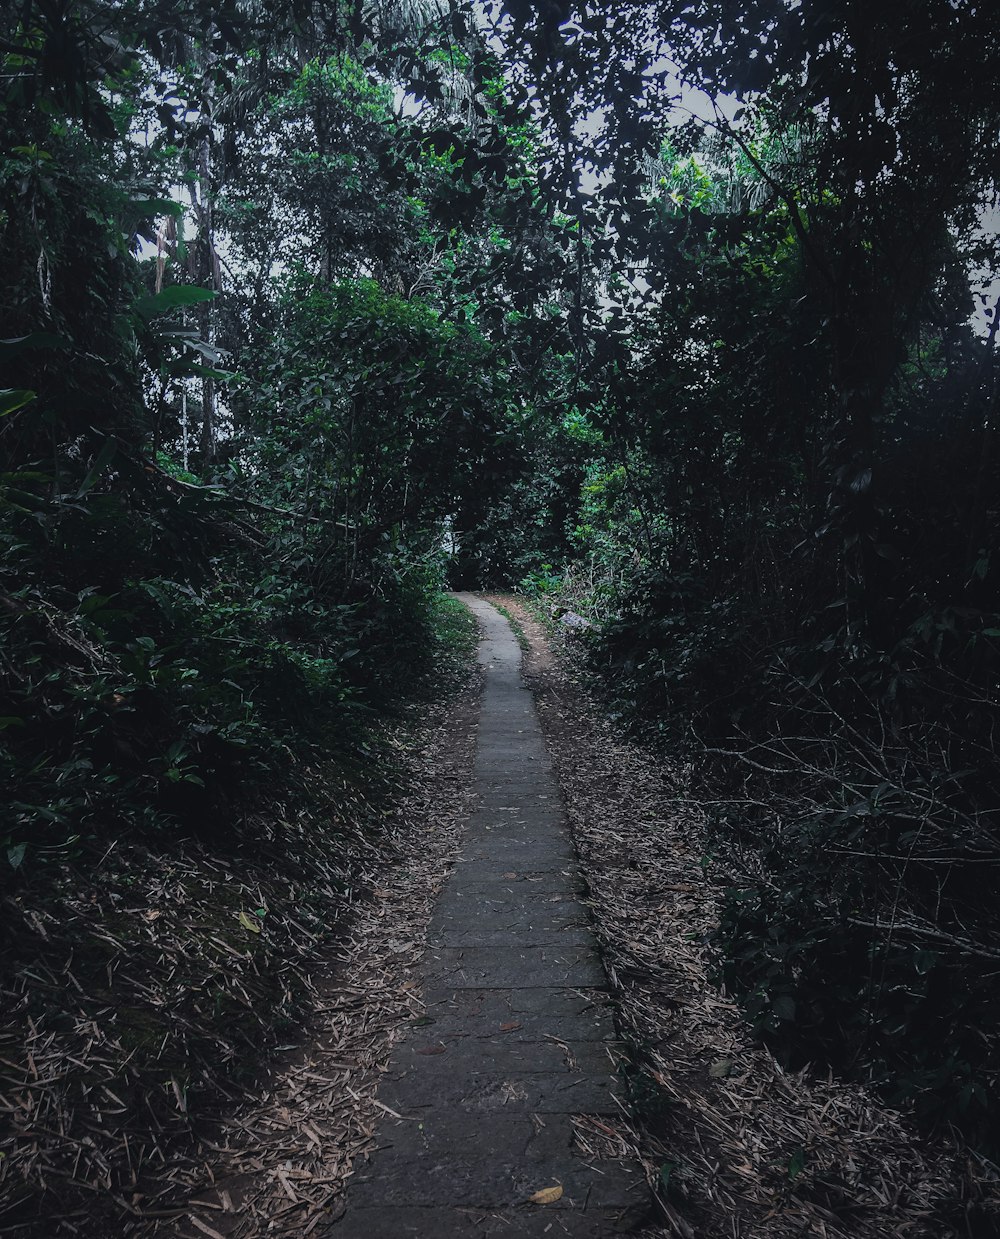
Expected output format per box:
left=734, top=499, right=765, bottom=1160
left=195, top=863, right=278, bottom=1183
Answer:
left=330, top=595, right=650, bottom=1238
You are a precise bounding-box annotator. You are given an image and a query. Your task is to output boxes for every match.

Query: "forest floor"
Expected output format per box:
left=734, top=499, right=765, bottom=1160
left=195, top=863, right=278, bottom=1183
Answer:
left=151, top=669, right=484, bottom=1239
left=4, top=595, right=995, bottom=1237
left=0, top=639, right=483, bottom=1238
left=486, top=594, right=996, bottom=1239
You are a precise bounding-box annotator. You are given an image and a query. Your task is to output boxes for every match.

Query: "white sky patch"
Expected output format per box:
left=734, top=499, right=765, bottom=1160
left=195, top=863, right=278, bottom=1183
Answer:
left=970, top=204, right=1000, bottom=336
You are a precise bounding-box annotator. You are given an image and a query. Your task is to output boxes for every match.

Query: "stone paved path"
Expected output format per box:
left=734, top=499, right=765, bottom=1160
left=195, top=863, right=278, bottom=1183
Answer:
left=330, top=596, right=650, bottom=1237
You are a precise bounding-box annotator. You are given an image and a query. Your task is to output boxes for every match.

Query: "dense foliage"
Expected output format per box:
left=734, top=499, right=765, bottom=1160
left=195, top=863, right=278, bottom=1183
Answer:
left=4, top=0, right=1000, bottom=1202
left=0, top=0, right=563, bottom=858
left=472, top=0, right=1000, bottom=1155
left=0, top=4, right=567, bottom=1226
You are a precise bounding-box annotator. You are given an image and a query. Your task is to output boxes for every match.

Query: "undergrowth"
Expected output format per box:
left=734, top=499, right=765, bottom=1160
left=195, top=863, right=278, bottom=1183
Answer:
left=0, top=591, right=478, bottom=1235
left=514, top=566, right=1000, bottom=1164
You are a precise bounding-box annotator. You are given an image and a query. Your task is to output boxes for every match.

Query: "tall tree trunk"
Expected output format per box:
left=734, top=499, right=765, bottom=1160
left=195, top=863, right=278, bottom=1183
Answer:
left=966, top=295, right=1000, bottom=566
left=197, top=126, right=218, bottom=465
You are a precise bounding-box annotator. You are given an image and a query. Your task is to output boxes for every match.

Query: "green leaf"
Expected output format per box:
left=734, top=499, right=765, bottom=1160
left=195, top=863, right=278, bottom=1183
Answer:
left=75, top=436, right=118, bottom=498
left=128, top=198, right=185, bottom=218
left=0, top=717, right=25, bottom=730
left=238, top=910, right=262, bottom=934
left=7, top=843, right=27, bottom=870
left=787, top=1146, right=806, bottom=1180
left=0, top=332, right=69, bottom=356
left=0, top=389, right=36, bottom=417
left=658, top=1161, right=677, bottom=1194
left=134, top=286, right=216, bottom=318
left=772, top=994, right=796, bottom=1021
left=77, top=593, right=112, bottom=616
left=164, top=361, right=238, bottom=383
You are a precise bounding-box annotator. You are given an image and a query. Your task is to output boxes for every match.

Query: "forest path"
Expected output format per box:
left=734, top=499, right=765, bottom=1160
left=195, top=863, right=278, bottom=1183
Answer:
left=328, top=595, right=651, bottom=1237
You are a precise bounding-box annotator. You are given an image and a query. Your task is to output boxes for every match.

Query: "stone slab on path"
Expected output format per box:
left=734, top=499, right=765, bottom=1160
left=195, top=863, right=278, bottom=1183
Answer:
left=329, top=595, right=651, bottom=1238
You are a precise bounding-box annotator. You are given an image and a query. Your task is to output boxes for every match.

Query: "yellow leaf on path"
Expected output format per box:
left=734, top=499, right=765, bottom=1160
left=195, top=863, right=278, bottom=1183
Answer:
left=238, top=911, right=261, bottom=933
left=529, top=1185, right=563, bottom=1205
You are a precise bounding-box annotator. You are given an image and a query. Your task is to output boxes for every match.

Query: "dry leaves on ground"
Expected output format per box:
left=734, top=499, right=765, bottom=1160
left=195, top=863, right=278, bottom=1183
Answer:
left=148, top=673, right=482, bottom=1239
left=494, top=594, right=999, bottom=1239
left=0, top=668, right=481, bottom=1238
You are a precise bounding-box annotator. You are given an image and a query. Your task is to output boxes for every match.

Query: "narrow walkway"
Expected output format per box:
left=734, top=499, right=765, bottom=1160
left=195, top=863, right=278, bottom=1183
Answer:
left=330, top=596, right=650, bottom=1237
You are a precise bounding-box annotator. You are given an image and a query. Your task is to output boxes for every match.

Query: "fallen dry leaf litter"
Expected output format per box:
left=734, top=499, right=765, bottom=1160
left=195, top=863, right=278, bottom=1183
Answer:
left=0, top=662, right=481, bottom=1237
left=166, top=675, right=480, bottom=1239
left=7, top=594, right=999, bottom=1238
left=491, top=593, right=1000, bottom=1239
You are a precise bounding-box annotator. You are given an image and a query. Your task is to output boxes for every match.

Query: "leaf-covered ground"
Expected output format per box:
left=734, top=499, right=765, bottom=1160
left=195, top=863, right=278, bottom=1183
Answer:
left=154, top=665, right=483, bottom=1238
left=492, top=595, right=1000, bottom=1239
left=8, top=596, right=999, bottom=1237
left=0, top=648, right=482, bottom=1237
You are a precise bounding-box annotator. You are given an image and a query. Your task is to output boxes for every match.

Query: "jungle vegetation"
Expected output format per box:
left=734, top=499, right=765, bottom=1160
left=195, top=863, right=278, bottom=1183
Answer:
left=3, top=0, right=1000, bottom=1196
